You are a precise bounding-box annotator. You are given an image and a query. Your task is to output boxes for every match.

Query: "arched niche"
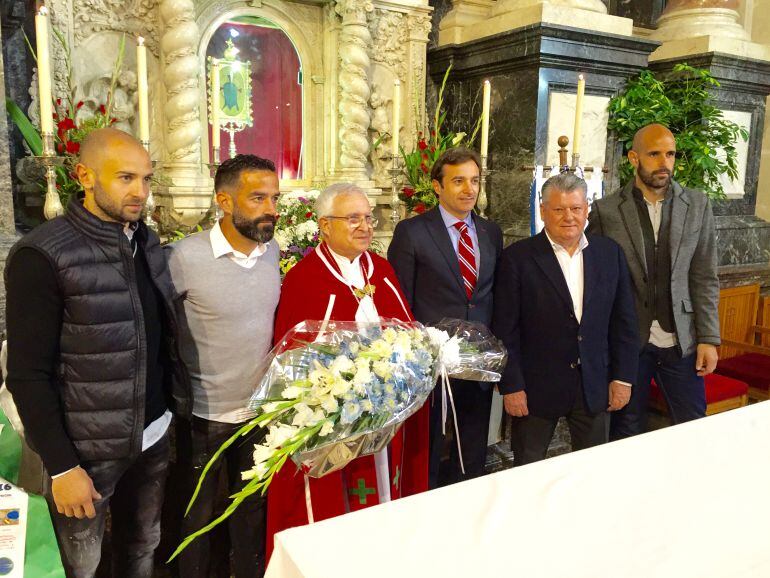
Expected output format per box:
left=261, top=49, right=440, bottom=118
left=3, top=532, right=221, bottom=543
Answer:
left=197, top=2, right=323, bottom=188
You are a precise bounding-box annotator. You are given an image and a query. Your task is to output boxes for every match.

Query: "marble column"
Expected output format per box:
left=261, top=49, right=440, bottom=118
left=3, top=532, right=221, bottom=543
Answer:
left=155, top=0, right=213, bottom=229
left=0, top=24, right=20, bottom=334
left=650, top=0, right=770, bottom=61
left=438, top=0, right=633, bottom=46
left=335, top=0, right=374, bottom=186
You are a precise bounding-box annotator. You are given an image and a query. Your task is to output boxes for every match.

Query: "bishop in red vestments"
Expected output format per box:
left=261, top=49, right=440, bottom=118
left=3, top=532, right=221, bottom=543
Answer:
left=266, top=184, right=430, bottom=557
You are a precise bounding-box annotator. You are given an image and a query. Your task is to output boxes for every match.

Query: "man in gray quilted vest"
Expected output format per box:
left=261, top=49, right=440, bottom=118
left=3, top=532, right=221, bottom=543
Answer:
left=167, top=155, right=281, bottom=578
left=5, top=128, right=184, bottom=577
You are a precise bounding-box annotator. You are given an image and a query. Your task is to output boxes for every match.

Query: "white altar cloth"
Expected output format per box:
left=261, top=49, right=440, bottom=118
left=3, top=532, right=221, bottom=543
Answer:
left=267, top=401, right=770, bottom=578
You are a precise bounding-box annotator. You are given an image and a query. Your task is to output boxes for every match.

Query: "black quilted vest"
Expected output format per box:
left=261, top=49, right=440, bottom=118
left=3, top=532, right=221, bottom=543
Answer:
left=6, top=201, right=189, bottom=462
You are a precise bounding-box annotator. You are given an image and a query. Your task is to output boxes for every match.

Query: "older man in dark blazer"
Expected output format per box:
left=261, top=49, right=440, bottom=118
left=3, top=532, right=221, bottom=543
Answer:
left=587, top=123, right=721, bottom=440
left=493, top=172, right=639, bottom=466
left=388, top=147, right=503, bottom=487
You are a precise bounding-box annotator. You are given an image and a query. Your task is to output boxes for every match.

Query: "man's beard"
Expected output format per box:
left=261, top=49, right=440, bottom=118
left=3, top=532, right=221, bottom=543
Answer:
left=638, top=164, right=671, bottom=192
left=94, top=181, right=144, bottom=223
left=232, top=212, right=277, bottom=244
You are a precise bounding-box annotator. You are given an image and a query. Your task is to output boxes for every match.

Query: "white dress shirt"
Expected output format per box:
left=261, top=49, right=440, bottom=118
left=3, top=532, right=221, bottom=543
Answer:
left=642, top=196, right=678, bottom=348
left=328, top=248, right=380, bottom=322
left=210, top=220, right=268, bottom=269
left=545, top=230, right=588, bottom=323
left=544, top=230, right=631, bottom=388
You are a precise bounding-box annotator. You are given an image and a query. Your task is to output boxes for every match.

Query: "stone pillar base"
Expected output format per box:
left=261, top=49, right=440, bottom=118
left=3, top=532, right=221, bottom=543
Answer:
left=650, top=35, right=770, bottom=63
left=438, top=1, right=633, bottom=46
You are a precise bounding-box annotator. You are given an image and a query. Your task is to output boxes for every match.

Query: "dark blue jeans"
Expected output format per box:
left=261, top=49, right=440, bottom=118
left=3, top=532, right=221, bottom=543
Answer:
left=610, top=344, right=706, bottom=440
left=46, top=432, right=170, bottom=578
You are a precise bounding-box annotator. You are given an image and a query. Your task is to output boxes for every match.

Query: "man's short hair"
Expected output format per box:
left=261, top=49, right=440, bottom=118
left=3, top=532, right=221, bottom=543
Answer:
left=315, top=182, right=366, bottom=219
left=214, top=154, right=276, bottom=193
left=541, top=172, right=588, bottom=204
left=430, top=147, right=481, bottom=184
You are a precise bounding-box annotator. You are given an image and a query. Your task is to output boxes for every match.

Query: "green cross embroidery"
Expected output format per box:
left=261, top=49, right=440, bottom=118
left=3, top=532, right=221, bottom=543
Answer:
left=349, top=478, right=376, bottom=505
left=392, top=466, right=401, bottom=490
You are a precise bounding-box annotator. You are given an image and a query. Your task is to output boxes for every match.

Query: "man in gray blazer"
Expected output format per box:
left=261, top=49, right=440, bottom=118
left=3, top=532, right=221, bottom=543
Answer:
left=388, top=147, right=503, bottom=487
left=587, top=123, right=720, bottom=439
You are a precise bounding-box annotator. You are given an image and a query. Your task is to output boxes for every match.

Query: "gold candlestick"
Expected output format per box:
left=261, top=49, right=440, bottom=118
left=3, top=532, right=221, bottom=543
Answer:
left=38, top=132, right=65, bottom=220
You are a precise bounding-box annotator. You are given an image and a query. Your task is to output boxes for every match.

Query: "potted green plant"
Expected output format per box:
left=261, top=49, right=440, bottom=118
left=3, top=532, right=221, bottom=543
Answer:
left=607, top=63, right=748, bottom=200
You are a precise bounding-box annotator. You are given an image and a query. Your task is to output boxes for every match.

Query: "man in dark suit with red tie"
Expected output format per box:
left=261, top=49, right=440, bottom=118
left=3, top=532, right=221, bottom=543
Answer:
left=492, top=172, right=639, bottom=465
left=388, top=148, right=503, bottom=487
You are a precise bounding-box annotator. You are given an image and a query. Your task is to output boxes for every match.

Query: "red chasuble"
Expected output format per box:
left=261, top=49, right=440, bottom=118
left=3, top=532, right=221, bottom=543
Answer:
left=266, top=245, right=430, bottom=558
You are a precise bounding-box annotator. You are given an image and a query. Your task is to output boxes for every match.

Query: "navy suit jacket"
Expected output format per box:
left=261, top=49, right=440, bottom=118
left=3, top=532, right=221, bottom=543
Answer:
left=492, top=232, right=639, bottom=418
left=387, top=207, right=503, bottom=327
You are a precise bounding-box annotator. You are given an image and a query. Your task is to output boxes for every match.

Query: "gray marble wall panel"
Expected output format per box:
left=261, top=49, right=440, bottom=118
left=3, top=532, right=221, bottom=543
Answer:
left=428, top=24, right=659, bottom=242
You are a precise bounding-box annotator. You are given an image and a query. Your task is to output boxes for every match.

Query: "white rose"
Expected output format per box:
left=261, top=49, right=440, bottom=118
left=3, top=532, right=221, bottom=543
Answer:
left=426, top=327, right=451, bottom=349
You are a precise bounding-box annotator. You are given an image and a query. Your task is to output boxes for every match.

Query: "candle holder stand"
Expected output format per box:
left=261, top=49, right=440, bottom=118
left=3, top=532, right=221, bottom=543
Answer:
left=478, top=155, right=494, bottom=219
left=205, top=147, right=223, bottom=221
left=385, top=154, right=403, bottom=228
left=140, top=140, right=158, bottom=231
left=36, top=133, right=66, bottom=220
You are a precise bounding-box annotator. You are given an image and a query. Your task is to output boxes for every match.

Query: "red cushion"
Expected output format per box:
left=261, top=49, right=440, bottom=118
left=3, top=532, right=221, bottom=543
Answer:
left=650, top=373, right=748, bottom=404
left=716, top=353, right=770, bottom=392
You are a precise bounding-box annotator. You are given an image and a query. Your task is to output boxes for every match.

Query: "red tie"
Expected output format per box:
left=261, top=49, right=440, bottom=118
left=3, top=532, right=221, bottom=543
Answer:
left=453, top=222, right=477, bottom=299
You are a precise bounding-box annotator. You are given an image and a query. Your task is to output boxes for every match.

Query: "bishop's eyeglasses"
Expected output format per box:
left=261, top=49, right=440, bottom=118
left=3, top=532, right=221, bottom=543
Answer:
left=324, top=215, right=378, bottom=228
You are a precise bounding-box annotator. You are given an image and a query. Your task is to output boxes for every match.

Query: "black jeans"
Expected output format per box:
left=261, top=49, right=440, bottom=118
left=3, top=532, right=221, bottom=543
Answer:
left=176, top=416, right=266, bottom=578
left=510, top=383, right=609, bottom=467
left=46, top=432, right=170, bottom=578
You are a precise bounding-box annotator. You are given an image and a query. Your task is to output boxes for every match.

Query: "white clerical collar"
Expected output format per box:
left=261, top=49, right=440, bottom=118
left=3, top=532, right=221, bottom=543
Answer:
left=327, top=247, right=363, bottom=281
left=544, top=229, right=589, bottom=255
left=210, top=220, right=267, bottom=261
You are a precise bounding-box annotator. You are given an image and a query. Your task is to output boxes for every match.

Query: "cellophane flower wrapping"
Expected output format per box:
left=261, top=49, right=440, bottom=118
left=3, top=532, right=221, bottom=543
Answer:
left=243, top=318, right=508, bottom=481
left=246, top=320, right=439, bottom=479
left=429, top=318, right=508, bottom=382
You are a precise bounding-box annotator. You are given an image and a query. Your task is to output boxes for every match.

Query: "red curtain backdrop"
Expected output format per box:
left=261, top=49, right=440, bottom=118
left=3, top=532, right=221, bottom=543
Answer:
left=206, top=22, right=303, bottom=179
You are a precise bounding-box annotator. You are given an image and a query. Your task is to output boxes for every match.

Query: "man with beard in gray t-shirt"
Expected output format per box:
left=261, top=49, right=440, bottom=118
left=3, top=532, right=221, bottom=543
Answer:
left=167, top=155, right=281, bottom=578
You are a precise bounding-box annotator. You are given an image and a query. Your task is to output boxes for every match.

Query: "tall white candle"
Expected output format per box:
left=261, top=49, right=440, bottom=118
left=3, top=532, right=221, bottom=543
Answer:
left=573, top=74, right=585, bottom=157
left=480, top=80, right=491, bottom=157
left=35, top=6, right=53, bottom=136
left=211, top=59, right=221, bottom=149
left=136, top=36, right=149, bottom=144
left=391, top=79, right=400, bottom=157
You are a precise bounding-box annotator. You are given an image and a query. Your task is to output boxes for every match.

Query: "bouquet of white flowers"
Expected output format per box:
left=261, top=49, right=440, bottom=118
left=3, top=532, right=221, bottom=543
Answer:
left=170, top=319, right=506, bottom=559
left=273, top=190, right=321, bottom=275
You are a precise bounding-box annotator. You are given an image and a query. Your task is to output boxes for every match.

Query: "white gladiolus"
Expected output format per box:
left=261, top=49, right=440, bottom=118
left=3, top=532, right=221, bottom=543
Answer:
left=241, top=462, right=268, bottom=481
left=253, top=444, right=274, bottom=465
left=265, top=423, right=299, bottom=449
left=319, top=419, right=334, bottom=437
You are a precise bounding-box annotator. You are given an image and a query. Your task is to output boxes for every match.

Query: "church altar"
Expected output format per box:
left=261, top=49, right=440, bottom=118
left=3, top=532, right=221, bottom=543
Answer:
left=267, top=401, right=770, bottom=577
left=27, top=0, right=432, bottom=231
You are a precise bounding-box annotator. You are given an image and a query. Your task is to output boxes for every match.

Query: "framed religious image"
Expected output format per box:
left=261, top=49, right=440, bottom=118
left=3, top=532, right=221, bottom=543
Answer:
left=208, top=54, right=253, bottom=127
